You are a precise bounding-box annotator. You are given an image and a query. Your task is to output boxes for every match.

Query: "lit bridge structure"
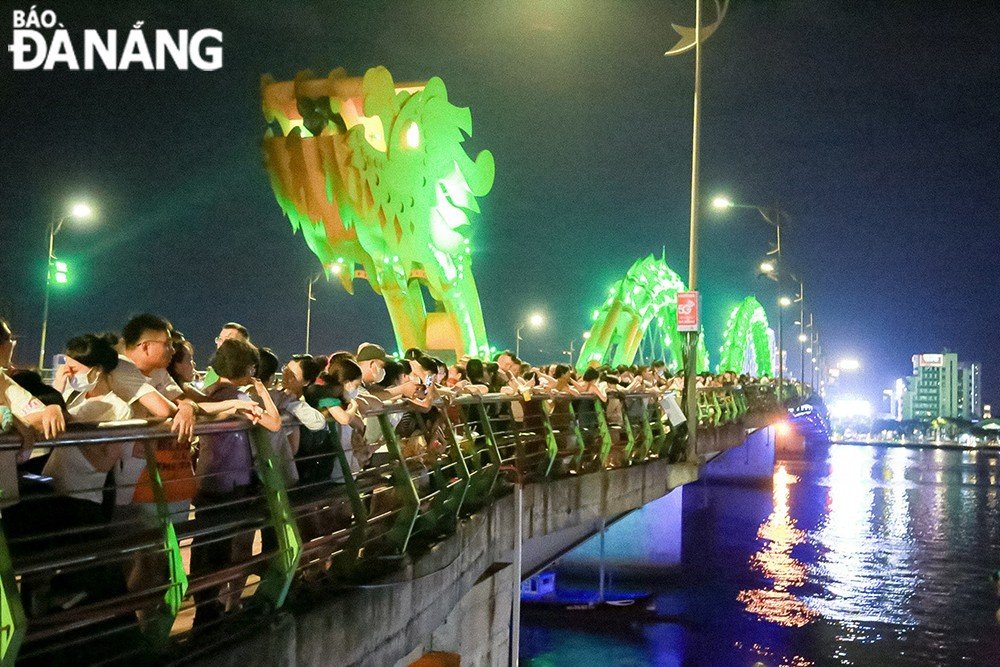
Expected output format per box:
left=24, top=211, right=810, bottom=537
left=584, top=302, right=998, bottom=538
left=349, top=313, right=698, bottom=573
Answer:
left=0, top=386, right=797, bottom=665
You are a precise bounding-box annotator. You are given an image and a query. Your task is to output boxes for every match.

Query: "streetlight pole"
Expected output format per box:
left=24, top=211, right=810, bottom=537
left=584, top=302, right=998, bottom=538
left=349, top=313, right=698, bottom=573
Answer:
left=665, top=0, right=728, bottom=461
left=305, top=272, right=322, bottom=355
left=777, top=296, right=791, bottom=405
left=38, top=202, right=93, bottom=370
left=38, top=217, right=61, bottom=371
left=794, top=278, right=805, bottom=388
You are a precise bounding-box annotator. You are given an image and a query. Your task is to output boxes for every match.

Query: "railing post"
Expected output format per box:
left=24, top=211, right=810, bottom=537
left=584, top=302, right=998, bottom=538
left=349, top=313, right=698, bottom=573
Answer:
left=139, top=440, right=188, bottom=646
left=620, top=407, right=637, bottom=464
left=641, top=399, right=656, bottom=460
left=378, top=414, right=421, bottom=553
left=439, top=410, right=471, bottom=519
left=0, top=519, right=26, bottom=667
left=248, top=426, right=302, bottom=608
left=538, top=407, right=559, bottom=477
left=593, top=401, right=614, bottom=468
left=565, top=403, right=587, bottom=469
left=474, top=403, right=504, bottom=495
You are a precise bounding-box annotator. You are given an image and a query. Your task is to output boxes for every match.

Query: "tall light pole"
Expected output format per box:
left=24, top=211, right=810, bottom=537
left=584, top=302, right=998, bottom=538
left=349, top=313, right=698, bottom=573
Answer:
left=305, top=264, right=346, bottom=355
left=38, top=201, right=95, bottom=370
left=792, top=276, right=805, bottom=386
left=304, top=272, right=322, bottom=355
left=665, top=0, right=728, bottom=460
left=516, top=312, right=545, bottom=359
left=778, top=295, right=792, bottom=404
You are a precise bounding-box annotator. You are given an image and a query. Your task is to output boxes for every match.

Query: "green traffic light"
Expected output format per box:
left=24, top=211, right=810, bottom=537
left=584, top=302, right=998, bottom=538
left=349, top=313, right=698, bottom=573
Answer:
left=52, top=260, right=69, bottom=285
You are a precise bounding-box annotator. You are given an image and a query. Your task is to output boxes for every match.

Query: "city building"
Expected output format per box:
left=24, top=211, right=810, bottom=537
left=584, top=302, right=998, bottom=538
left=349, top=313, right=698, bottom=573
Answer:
left=901, top=353, right=959, bottom=421
left=958, top=362, right=982, bottom=420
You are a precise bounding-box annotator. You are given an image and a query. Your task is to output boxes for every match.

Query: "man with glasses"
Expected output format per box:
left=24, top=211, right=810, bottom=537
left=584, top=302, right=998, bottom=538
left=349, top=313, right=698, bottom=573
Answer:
left=108, top=313, right=195, bottom=441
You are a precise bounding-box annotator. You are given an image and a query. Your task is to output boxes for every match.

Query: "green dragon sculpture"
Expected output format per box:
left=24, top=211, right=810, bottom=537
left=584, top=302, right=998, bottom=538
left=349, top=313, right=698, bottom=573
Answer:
left=262, top=66, right=494, bottom=358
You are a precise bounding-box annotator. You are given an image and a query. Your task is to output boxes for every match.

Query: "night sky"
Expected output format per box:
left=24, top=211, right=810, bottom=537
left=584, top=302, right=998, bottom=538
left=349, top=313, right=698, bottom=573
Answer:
left=1, top=1, right=997, bottom=405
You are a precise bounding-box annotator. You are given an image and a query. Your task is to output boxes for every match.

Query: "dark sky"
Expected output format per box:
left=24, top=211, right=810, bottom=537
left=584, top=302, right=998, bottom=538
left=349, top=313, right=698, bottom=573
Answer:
left=1, top=1, right=997, bottom=405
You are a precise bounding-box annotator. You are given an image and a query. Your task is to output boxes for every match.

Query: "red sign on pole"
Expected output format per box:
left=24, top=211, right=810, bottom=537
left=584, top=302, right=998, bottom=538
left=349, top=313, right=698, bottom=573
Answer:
left=676, top=291, right=700, bottom=332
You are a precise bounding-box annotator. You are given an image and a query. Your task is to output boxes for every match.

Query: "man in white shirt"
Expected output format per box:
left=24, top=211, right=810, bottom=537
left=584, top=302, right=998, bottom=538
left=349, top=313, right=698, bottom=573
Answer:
left=108, top=314, right=195, bottom=438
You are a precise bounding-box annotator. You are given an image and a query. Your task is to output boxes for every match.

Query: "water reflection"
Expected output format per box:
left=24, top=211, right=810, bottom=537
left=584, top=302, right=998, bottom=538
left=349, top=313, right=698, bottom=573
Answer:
left=738, top=464, right=817, bottom=628
left=521, top=441, right=1000, bottom=665
left=812, top=445, right=919, bottom=630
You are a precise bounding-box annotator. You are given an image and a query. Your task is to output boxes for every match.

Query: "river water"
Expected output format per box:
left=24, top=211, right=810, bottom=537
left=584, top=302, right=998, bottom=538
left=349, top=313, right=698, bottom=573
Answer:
left=520, top=438, right=1000, bottom=665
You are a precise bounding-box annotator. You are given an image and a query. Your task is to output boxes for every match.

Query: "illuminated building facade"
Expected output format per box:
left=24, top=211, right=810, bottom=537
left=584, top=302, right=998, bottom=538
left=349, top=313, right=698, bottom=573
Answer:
left=900, top=353, right=981, bottom=421
left=958, top=362, right=982, bottom=420
left=902, top=353, right=957, bottom=420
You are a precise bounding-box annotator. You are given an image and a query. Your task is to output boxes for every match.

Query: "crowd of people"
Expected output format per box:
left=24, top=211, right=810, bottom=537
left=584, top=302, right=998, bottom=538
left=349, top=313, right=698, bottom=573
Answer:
left=0, top=313, right=770, bottom=631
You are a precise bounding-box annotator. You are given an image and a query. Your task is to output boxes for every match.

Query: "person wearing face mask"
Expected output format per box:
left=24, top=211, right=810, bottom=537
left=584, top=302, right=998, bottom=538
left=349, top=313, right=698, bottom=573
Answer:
left=47, top=333, right=131, bottom=504
left=304, top=356, right=366, bottom=478
left=42, top=333, right=132, bottom=612
left=356, top=343, right=417, bottom=401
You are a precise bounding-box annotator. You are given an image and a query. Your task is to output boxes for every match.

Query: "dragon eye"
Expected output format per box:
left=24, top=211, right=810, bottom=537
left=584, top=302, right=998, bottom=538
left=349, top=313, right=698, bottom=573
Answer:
left=404, top=122, right=420, bottom=149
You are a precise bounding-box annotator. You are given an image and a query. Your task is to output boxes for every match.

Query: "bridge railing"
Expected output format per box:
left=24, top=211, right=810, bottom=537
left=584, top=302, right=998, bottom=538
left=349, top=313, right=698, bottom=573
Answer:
left=0, top=385, right=781, bottom=664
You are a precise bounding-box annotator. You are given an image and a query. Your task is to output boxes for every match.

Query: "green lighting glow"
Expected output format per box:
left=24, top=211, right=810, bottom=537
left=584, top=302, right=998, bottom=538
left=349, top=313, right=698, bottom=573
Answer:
left=263, top=66, right=495, bottom=357
left=576, top=254, right=708, bottom=373
left=717, top=296, right=774, bottom=376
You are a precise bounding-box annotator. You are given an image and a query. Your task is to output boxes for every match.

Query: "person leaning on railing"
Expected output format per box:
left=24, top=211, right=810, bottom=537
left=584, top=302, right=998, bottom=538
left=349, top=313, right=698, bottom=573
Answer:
left=35, top=333, right=137, bottom=612
left=0, top=317, right=66, bottom=512
left=189, top=338, right=281, bottom=629
left=306, top=355, right=367, bottom=475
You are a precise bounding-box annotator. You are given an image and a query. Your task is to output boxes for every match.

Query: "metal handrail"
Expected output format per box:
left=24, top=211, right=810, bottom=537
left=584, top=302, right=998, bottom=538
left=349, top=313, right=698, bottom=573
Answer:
left=0, top=385, right=784, bottom=665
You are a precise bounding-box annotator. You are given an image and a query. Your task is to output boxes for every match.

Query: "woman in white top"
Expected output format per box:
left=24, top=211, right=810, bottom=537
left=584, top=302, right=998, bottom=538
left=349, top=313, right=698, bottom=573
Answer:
left=46, top=333, right=131, bottom=505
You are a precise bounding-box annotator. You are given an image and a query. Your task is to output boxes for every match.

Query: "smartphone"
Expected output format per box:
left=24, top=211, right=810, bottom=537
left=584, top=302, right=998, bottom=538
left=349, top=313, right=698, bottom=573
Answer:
left=54, top=354, right=67, bottom=367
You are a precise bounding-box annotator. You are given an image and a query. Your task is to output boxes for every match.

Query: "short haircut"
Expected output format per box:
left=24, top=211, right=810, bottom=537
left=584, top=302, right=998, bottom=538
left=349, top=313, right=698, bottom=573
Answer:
left=213, top=339, right=260, bottom=380
left=65, top=333, right=120, bottom=373
left=122, top=314, right=172, bottom=348
left=222, top=322, right=249, bottom=340
left=582, top=367, right=601, bottom=382
left=256, top=347, right=279, bottom=385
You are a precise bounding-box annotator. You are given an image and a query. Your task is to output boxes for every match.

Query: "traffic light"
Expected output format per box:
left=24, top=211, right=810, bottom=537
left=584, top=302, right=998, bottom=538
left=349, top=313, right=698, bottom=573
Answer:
left=52, top=260, right=69, bottom=285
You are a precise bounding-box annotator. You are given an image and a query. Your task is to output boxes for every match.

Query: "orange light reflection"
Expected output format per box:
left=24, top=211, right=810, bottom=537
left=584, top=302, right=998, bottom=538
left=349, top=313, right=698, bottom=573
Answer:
left=737, top=464, right=818, bottom=628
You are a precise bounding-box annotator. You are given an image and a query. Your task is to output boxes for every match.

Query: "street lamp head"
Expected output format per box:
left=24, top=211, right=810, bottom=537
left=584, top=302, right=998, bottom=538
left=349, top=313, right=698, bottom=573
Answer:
left=69, top=201, right=94, bottom=220
left=582, top=331, right=591, bottom=340
left=528, top=312, right=545, bottom=328
left=711, top=196, right=733, bottom=210
left=798, top=333, right=808, bottom=343
left=779, top=296, right=792, bottom=308
left=759, top=260, right=776, bottom=274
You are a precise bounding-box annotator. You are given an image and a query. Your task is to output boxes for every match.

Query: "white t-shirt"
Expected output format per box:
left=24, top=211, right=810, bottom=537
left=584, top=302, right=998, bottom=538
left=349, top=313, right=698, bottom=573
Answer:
left=107, top=356, right=181, bottom=505
left=107, top=355, right=159, bottom=416
left=0, top=371, right=46, bottom=506
left=44, top=389, right=132, bottom=504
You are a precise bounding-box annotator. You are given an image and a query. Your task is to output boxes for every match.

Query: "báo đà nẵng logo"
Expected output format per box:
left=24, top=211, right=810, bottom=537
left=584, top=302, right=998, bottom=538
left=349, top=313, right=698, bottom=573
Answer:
left=8, top=5, right=223, bottom=71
